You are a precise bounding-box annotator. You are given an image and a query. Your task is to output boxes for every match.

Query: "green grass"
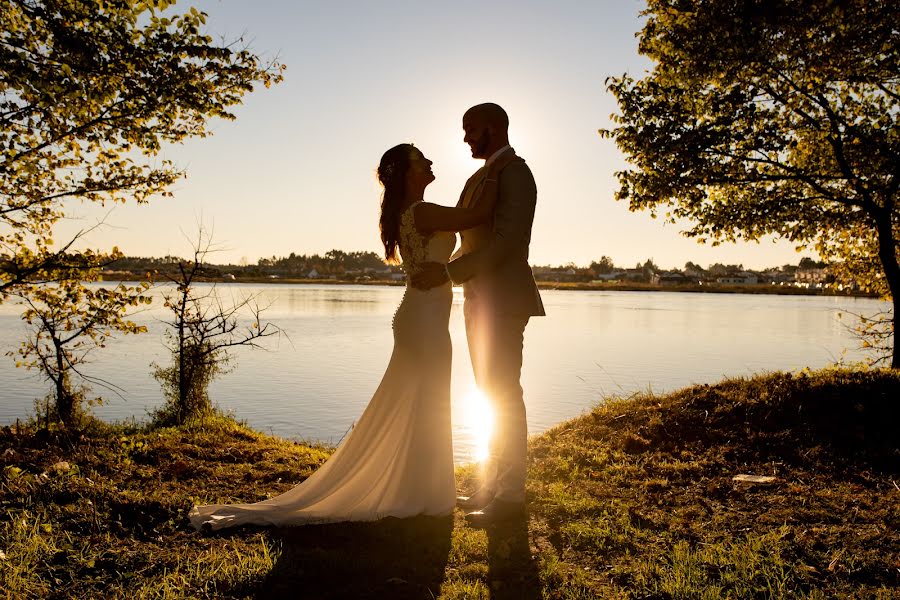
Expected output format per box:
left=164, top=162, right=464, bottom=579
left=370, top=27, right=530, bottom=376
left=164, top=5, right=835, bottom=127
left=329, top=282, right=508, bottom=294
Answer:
left=2, top=368, right=898, bottom=598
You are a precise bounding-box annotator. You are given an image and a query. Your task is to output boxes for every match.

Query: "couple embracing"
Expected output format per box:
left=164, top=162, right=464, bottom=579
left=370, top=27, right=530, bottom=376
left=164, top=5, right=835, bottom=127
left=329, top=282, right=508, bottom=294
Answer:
left=190, top=103, right=545, bottom=532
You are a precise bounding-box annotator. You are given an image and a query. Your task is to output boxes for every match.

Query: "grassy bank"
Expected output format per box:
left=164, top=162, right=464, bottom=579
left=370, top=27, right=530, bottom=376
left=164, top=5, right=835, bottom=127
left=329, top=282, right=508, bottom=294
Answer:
left=2, top=369, right=898, bottom=598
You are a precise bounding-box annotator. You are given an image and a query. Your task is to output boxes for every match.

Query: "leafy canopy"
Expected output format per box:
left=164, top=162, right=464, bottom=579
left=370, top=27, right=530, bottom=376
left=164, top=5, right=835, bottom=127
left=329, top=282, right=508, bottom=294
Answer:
left=0, top=0, right=284, bottom=292
left=601, top=0, right=897, bottom=262
left=601, top=0, right=899, bottom=365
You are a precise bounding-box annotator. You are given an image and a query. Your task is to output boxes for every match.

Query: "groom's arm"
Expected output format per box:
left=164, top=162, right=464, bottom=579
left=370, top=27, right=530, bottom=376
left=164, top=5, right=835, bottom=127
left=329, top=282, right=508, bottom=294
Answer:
left=446, top=159, right=536, bottom=284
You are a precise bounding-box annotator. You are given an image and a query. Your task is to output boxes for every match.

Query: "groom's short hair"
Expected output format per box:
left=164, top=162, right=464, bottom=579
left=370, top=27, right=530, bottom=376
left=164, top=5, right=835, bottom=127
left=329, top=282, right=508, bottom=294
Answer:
left=466, top=103, right=509, bottom=130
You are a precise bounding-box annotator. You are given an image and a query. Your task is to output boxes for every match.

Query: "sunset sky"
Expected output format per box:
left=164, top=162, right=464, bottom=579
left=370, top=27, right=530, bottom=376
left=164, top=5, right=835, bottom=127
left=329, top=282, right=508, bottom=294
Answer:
left=60, top=0, right=807, bottom=270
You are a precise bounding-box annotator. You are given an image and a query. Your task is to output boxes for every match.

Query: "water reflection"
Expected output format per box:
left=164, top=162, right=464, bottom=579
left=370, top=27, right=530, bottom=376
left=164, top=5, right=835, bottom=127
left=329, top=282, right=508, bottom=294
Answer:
left=0, top=284, right=888, bottom=463
left=454, top=388, right=494, bottom=463
left=279, top=286, right=392, bottom=316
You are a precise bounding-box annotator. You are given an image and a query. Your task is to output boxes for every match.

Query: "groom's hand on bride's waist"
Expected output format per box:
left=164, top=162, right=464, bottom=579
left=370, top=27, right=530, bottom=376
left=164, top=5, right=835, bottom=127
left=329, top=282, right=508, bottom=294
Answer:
left=410, top=262, right=450, bottom=290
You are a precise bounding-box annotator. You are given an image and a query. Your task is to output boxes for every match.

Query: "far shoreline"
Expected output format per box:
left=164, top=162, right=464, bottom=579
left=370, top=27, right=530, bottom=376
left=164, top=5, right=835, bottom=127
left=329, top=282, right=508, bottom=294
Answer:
left=99, top=274, right=879, bottom=298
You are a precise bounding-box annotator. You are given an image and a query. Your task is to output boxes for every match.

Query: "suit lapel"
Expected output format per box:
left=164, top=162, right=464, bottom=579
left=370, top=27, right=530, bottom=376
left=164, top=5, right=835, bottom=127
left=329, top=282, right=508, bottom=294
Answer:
left=462, top=149, right=518, bottom=209
left=461, top=166, right=488, bottom=209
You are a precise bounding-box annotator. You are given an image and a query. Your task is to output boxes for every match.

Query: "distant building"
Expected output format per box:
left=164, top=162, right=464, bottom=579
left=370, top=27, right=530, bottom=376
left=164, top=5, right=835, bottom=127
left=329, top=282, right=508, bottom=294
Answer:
left=306, top=268, right=319, bottom=279
left=651, top=271, right=690, bottom=285
left=716, top=272, right=759, bottom=285
left=592, top=272, right=624, bottom=282
left=795, top=267, right=828, bottom=286
left=763, top=270, right=795, bottom=285
left=683, top=266, right=706, bottom=279
left=533, top=266, right=582, bottom=282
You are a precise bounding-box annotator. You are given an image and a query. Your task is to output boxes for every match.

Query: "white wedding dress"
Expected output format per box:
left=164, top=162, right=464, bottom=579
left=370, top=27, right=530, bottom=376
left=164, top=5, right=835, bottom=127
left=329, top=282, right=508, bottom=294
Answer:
left=189, top=202, right=457, bottom=531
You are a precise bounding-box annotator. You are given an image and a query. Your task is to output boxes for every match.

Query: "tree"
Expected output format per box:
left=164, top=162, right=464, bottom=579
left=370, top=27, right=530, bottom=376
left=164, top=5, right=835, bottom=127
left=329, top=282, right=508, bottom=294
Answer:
left=152, top=229, right=281, bottom=425
left=601, top=0, right=899, bottom=366
left=707, top=263, right=743, bottom=277
left=684, top=261, right=706, bottom=274
left=798, top=257, right=826, bottom=270
left=590, top=256, right=616, bottom=274
left=324, top=249, right=348, bottom=270
left=11, top=268, right=150, bottom=427
left=0, top=0, right=284, bottom=294
left=1, top=0, right=283, bottom=422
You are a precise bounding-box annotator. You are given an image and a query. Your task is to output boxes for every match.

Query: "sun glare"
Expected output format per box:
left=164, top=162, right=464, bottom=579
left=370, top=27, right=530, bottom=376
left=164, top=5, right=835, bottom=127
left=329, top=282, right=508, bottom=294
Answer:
left=459, top=388, right=494, bottom=463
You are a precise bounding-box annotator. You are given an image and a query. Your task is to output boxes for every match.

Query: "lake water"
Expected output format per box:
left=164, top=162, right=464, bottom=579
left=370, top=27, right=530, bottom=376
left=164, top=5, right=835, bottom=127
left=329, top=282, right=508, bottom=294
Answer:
left=0, top=284, right=886, bottom=463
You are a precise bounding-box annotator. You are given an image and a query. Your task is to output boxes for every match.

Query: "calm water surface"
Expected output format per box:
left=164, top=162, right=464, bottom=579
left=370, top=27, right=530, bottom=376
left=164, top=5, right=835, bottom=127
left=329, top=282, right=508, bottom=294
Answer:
left=0, top=284, right=885, bottom=463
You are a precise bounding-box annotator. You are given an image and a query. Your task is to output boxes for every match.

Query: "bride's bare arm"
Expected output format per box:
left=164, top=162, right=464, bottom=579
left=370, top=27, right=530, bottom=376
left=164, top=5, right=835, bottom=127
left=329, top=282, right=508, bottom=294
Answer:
left=413, top=153, right=514, bottom=234
left=412, top=180, right=498, bottom=234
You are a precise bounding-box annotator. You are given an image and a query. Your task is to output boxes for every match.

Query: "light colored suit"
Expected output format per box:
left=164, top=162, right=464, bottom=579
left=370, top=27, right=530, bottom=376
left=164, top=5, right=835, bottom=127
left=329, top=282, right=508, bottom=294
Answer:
left=447, top=148, right=544, bottom=503
left=447, top=152, right=545, bottom=317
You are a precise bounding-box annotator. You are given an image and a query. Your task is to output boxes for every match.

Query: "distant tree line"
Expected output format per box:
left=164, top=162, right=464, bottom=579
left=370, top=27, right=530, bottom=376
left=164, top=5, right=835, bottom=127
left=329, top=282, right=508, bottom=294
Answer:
left=107, top=251, right=829, bottom=285
left=534, top=256, right=829, bottom=284
left=254, top=250, right=391, bottom=277
left=593, top=256, right=826, bottom=277
left=107, top=250, right=397, bottom=280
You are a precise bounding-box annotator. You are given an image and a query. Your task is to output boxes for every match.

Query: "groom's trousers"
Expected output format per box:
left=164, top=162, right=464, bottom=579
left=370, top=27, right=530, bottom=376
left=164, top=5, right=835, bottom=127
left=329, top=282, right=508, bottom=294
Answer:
left=464, top=300, right=530, bottom=503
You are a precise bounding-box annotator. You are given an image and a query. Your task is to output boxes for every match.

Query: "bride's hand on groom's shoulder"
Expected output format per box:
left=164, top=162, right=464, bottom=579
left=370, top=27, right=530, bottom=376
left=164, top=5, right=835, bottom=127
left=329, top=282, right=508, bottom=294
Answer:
left=410, top=262, right=449, bottom=290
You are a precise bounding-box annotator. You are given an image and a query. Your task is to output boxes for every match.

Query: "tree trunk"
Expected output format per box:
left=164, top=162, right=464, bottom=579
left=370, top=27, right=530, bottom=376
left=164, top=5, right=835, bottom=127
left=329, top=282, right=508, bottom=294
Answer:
left=874, top=211, right=900, bottom=368
left=54, top=346, right=73, bottom=425
left=893, top=295, right=899, bottom=369
left=177, top=287, right=188, bottom=424
left=55, top=378, right=72, bottom=425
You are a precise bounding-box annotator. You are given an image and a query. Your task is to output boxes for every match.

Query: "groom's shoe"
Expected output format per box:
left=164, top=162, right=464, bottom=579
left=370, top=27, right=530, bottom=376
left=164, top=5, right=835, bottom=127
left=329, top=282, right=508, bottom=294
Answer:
left=464, top=498, right=525, bottom=528
left=456, top=487, right=494, bottom=511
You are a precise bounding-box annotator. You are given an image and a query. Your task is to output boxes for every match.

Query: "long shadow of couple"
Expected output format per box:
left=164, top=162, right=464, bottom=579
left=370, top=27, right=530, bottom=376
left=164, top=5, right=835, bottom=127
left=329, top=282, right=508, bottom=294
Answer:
left=249, top=511, right=540, bottom=599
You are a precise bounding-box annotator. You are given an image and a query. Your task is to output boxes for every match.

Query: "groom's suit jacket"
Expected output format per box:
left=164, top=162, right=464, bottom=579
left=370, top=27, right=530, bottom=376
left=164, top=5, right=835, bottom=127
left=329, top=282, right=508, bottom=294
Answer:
left=446, top=150, right=545, bottom=317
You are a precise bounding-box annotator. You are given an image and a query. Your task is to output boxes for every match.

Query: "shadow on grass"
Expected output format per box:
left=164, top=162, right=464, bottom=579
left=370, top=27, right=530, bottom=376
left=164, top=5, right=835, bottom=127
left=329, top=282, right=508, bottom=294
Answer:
left=254, top=515, right=452, bottom=600
left=485, top=512, right=541, bottom=600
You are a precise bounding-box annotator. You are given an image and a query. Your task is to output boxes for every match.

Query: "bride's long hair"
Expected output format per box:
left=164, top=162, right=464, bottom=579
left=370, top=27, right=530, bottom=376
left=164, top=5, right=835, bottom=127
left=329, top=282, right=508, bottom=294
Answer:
left=377, top=143, right=414, bottom=264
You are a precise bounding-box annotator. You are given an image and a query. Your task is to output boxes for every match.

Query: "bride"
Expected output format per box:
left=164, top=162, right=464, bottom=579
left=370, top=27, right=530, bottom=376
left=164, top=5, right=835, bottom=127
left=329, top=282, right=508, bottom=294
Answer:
left=189, top=143, right=512, bottom=531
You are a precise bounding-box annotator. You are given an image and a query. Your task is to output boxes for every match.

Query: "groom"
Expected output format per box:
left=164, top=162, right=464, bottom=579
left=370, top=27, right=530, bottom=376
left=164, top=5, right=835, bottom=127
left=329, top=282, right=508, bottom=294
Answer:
left=413, top=102, right=545, bottom=525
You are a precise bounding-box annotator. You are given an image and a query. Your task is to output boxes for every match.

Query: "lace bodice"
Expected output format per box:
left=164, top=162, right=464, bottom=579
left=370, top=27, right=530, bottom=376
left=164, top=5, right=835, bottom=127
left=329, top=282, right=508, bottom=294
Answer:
left=398, top=202, right=456, bottom=276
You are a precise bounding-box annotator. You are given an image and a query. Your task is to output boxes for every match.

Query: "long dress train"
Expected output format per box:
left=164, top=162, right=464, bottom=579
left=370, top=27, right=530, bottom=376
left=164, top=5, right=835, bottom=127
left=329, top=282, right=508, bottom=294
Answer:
left=189, top=203, right=456, bottom=531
